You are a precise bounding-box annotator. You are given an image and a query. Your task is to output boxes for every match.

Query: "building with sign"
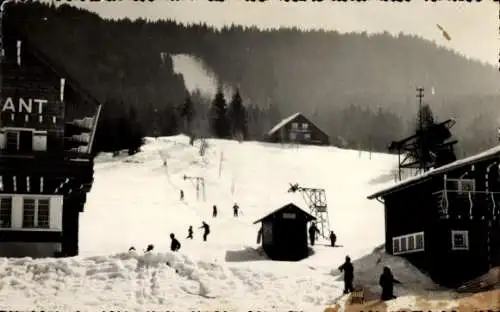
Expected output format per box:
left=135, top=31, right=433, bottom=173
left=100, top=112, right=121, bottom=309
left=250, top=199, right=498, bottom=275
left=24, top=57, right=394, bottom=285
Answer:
left=266, top=113, right=329, bottom=146
left=0, top=20, right=101, bottom=257
left=367, top=146, right=500, bottom=287
left=253, top=203, right=316, bottom=261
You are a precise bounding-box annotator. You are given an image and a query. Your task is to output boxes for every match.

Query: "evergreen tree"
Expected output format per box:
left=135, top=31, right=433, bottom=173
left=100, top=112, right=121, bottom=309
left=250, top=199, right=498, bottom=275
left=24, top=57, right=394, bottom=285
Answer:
left=180, top=92, right=195, bottom=136
left=209, top=86, right=230, bottom=138
left=228, top=88, right=248, bottom=141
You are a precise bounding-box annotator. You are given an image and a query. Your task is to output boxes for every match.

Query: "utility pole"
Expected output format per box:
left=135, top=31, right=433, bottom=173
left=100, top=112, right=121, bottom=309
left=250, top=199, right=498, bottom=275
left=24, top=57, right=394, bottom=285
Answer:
left=416, top=87, right=425, bottom=172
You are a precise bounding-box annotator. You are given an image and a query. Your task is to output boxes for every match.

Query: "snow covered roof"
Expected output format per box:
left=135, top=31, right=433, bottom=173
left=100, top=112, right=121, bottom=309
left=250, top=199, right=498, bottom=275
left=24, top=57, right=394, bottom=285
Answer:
left=253, top=202, right=316, bottom=224
left=267, top=113, right=302, bottom=136
left=367, top=144, right=500, bottom=200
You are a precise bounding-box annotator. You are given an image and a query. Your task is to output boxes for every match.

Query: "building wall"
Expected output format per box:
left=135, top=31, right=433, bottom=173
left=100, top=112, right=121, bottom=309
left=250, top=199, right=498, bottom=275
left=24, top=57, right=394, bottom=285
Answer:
left=0, top=129, right=48, bottom=152
left=0, top=194, right=63, bottom=231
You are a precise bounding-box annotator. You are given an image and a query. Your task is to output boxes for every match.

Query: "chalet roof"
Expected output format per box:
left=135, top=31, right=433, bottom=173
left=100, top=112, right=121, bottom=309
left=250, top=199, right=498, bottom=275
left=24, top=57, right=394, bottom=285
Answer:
left=367, top=144, right=500, bottom=200
left=253, top=202, right=316, bottom=224
left=4, top=21, right=100, bottom=107
left=267, top=112, right=302, bottom=136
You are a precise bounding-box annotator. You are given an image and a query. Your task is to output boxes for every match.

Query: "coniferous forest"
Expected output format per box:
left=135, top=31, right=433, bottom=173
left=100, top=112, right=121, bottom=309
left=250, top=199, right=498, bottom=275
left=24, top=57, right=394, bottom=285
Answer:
left=5, top=2, right=500, bottom=157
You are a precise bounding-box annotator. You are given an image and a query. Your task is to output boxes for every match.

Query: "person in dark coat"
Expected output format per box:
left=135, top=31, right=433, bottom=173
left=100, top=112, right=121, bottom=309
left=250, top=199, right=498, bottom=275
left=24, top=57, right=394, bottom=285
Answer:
left=128, top=246, right=136, bottom=252
left=200, top=222, right=210, bottom=241
left=180, top=190, right=184, bottom=201
left=233, top=203, right=239, bottom=217
left=338, top=255, right=354, bottom=294
left=308, top=222, right=321, bottom=246
left=329, top=231, right=337, bottom=247
left=213, top=205, right=218, bottom=218
left=145, top=244, right=154, bottom=252
left=170, top=233, right=181, bottom=252
left=379, top=266, right=401, bottom=301
left=186, top=226, right=193, bottom=239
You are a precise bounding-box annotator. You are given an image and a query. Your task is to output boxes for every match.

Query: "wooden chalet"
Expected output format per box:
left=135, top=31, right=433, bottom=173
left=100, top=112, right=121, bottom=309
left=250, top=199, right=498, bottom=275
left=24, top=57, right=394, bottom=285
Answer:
left=266, top=113, right=329, bottom=146
left=367, top=146, right=500, bottom=287
left=253, top=203, right=316, bottom=261
left=0, top=20, right=101, bottom=257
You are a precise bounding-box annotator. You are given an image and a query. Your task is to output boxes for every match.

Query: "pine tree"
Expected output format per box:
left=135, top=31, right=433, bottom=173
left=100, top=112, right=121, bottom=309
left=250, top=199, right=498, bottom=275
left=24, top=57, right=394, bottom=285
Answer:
left=209, top=86, right=230, bottom=138
left=180, top=93, right=195, bottom=136
left=228, top=88, right=248, bottom=141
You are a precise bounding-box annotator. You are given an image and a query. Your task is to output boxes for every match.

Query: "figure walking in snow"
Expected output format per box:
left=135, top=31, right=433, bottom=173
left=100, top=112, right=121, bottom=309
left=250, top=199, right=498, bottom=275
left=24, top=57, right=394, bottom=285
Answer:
left=145, top=244, right=154, bottom=253
left=200, top=222, right=210, bottom=242
left=379, top=266, right=401, bottom=301
left=329, top=231, right=337, bottom=247
left=338, top=256, right=354, bottom=294
left=186, top=226, right=193, bottom=239
left=213, top=205, right=218, bottom=218
left=308, top=222, right=321, bottom=246
left=233, top=203, right=239, bottom=217
left=180, top=190, right=184, bottom=201
left=170, top=233, right=181, bottom=252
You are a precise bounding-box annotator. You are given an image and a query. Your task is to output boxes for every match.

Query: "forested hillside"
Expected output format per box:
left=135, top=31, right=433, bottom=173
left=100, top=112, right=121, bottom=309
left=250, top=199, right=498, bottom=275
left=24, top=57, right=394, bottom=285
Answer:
left=5, top=2, right=499, bottom=156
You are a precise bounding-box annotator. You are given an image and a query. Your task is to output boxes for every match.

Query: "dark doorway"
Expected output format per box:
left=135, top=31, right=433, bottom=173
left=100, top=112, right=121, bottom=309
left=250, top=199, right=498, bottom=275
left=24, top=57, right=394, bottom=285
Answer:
left=18, top=130, right=33, bottom=153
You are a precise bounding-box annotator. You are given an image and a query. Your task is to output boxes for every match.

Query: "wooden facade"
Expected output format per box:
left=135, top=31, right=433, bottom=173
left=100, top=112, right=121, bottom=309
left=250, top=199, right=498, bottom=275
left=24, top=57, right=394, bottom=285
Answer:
left=266, top=113, right=329, bottom=146
left=368, top=146, right=500, bottom=287
left=0, top=20, right=101, bottom=257
left=253, top=203, right=316, bottom=261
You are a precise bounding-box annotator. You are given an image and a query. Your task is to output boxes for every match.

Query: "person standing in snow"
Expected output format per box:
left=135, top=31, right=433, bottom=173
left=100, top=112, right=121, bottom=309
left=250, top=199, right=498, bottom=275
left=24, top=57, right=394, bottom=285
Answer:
left=329, top=231, right=337, bottom=247
left=379, top=266, right=401, bottom=301
left=186, top=226, right=193, bottom=239
left=213, top=205, right=218, bottom=218
left=180, top=190, right=184, bottom=201
left=338, top=255, right=354, bottom=294
left=170, top=233, right=181, bottom=252
left=145, top=244, right=154, bottom=253
left=200, top=222, right=210, bottom=241
left=233, top=203, right=239, bottom=217
left=308, top=222, right=321, bottom=246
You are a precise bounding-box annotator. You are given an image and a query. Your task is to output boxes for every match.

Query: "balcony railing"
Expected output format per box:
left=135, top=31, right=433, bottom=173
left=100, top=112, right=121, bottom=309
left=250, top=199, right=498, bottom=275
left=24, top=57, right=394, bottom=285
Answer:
left=433, top=190, right=500, bottom=220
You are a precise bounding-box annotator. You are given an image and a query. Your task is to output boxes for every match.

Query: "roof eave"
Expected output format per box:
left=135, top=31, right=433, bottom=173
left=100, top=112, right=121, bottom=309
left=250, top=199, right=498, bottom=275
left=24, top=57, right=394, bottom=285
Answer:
left=367, top=176, right=433, bottom=200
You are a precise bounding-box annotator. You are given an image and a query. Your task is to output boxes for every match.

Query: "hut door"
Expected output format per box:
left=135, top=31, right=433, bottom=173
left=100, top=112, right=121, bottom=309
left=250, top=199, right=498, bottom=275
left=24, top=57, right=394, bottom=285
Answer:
left=489, top=221, right=500, bottom=266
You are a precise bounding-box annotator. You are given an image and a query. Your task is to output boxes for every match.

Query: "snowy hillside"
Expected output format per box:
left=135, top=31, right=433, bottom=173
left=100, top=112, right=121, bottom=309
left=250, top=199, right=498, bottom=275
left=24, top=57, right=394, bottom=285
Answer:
left=0, top=136, right=455, bottom=311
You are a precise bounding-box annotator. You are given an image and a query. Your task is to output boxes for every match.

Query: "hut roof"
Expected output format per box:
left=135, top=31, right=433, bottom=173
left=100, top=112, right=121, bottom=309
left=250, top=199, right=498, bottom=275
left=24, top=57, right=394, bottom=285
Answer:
left=253, top=202, right=316, bottom=224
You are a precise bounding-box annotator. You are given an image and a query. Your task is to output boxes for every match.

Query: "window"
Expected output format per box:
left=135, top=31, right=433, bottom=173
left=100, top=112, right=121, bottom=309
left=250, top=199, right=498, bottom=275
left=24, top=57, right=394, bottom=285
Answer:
left=448, top=178, right=475, bottom=195
left=451, top=230, right=469, bottom=250
left=282, top=212, right=296, bottom=219
left=22, top=198, right=50, bottom=229
left=0, top=197, right=12, bottom=228
left=289, top=132, right=297, bottom=140
left=291, top=122, right=298, bottom=129
left=304, top=133, right=311, bottom=140
left=392, top=232, right=425, bottom=255
left=3, top=129, right=33, bottom=152
left=302, top=123, right=309, bottom=130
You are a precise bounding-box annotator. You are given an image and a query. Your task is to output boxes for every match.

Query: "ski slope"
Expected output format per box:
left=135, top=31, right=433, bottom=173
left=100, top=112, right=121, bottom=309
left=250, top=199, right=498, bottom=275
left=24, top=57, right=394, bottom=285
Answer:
left=0, top=136, right=450, bottom=311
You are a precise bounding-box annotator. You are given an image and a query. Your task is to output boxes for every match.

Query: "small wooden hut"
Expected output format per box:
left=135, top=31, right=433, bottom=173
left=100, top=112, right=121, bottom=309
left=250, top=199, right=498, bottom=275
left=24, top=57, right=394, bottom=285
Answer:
left=253, top=203, right=316, bottom=261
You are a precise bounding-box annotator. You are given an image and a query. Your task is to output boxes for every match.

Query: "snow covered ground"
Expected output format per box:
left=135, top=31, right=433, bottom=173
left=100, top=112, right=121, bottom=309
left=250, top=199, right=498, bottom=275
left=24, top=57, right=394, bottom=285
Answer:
left=0, top=135, right=467, bottom=311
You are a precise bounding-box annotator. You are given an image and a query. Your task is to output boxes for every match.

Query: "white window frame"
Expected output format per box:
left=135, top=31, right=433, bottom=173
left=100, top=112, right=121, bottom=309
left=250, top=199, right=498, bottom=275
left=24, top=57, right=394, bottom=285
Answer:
left=451, top=230, right=469, bottom=251
left=392, top=232, right=425, bottom=255
left=0, top=196, right=12, bottom=228
left=291, top=122, right=298, bottom=129
left=22, top=197, right=50, bottom=229
left=302, top=123, right=309, bottom=130
left=2, top=127, right=35, bottom=151
left=304, top=133, right=311, bottom=140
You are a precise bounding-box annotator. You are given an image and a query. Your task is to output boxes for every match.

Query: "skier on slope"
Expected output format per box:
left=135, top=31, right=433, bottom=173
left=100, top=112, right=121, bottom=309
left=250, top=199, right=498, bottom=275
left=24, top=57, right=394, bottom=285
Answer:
left=145, top=244, right=154, bottom=253
left=329, top=230, right=337, bottom=247
left=200, top=221, right=210, bottom=242
left=308, top=222, right=321, bottom=246
left=338, top=255, right=355, bottom=294
left=170, top=233, right=181, bottom=252
left=233, top=203, right=239, bottom=217
left=180, top=190, right=184, bottom=201
left=186, top=226, right=193, bottom=239
left=213, top=205, right=218, bottom=218
left=379, top=266, right=401, bottom=301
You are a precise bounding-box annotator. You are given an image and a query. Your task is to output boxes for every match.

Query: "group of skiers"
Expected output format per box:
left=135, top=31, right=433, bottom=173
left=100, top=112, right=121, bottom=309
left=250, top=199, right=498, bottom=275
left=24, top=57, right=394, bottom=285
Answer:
left=338, top=255, right=402, bottom=301
left=212, top=203, right=240, bottom=218
left=308, top=222, right=337, bottom=247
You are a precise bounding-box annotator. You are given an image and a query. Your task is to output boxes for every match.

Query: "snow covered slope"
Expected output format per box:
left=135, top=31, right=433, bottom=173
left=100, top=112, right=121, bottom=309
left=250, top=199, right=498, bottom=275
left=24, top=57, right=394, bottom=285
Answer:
left=0, top=135, right=447, bottom=311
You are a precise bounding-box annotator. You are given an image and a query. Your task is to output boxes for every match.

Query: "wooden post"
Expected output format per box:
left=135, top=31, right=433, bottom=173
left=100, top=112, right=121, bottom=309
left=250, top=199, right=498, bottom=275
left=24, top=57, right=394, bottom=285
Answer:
left=218, top=152, right=223, bottom=178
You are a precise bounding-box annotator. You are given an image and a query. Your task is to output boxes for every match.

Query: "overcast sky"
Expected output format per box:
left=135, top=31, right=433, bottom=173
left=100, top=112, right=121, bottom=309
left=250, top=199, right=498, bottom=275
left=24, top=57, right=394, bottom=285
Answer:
left=44, top=0, right=498, bottom=66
